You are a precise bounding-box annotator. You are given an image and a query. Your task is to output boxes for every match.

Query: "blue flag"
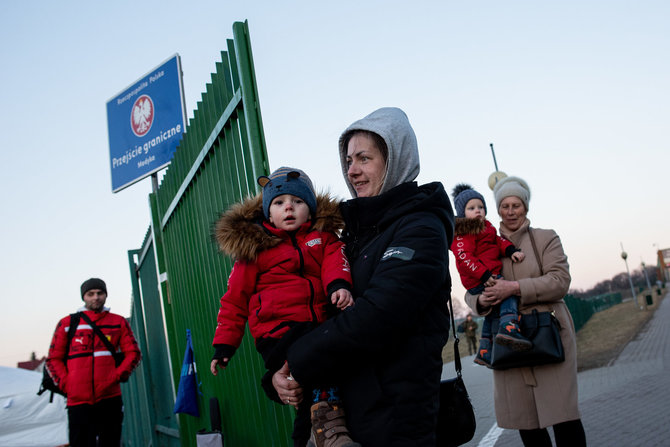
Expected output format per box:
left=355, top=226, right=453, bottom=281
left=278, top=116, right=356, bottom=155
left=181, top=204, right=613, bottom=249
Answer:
left=174, top=329, right=200, bottom=416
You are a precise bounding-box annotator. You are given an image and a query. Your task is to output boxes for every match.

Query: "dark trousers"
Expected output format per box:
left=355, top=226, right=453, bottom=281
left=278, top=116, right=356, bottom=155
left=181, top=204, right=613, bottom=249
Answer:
left=468, top=277, right=520, bottom=339
left=519, top=419, right=587, bottom=447
left=480, top=295, right=519, bottom=338
left=68, top=395, right=123, bottom=447
left=257, top=323, right=319, bottom=447
left=465, top=335, right=477, bottom=355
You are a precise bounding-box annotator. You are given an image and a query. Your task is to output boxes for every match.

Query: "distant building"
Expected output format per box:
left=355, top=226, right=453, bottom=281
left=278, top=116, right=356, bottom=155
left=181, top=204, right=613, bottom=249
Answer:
left=17, top=352, right=45, bottom=372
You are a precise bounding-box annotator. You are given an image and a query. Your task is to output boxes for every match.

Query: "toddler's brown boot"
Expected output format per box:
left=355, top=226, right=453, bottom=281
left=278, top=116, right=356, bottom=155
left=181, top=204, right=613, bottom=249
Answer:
left=308, top=401, right=361, bottom=447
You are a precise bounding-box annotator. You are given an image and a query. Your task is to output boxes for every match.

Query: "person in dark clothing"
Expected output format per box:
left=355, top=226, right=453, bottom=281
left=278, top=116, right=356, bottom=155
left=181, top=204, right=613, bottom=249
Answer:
left=272, top=107, right=455, bottom=446
left=459, top=314, right=479, bottom=356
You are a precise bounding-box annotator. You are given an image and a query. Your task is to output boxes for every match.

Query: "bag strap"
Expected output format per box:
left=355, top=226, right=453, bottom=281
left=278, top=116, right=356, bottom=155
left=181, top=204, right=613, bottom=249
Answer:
left=527, top=228, right=544, bottom=276
left=79, top=312, right=121, bottom=362
left=447, top=296, right=462, bottom=377
left=65, top=312, right=81, bottom=359
left=40, top=313, right=80, bottom=401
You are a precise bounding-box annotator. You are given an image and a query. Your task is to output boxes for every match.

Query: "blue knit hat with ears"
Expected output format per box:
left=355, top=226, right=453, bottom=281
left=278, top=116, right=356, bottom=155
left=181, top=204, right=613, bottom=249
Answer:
left=452, top=183, right=487, bottom=218
left=257, top=167, right=317, bottom=219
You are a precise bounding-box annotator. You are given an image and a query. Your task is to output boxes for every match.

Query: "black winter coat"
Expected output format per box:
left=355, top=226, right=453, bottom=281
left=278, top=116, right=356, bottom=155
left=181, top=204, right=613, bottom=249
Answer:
left=287, top=181, right=455, bottom=446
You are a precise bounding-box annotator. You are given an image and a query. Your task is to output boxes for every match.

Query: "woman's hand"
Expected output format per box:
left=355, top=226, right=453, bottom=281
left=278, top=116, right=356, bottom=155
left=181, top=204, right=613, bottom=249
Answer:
left=272, top=362, right=303, bottom=409
left=477, top=292, right=500, bottom=311
left=482, top=279, right=520, bottom=303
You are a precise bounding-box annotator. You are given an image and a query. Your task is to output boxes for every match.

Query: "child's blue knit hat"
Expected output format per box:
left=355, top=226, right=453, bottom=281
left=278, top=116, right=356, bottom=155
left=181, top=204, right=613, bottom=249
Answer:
left=257, top=167, right=317, bottom=219
left=452, top=183, right=486, bottom=218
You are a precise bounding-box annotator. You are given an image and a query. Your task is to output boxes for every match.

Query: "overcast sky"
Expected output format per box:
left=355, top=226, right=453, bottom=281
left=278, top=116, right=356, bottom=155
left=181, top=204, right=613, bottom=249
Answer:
left=2, top=0, right=669, bottom=367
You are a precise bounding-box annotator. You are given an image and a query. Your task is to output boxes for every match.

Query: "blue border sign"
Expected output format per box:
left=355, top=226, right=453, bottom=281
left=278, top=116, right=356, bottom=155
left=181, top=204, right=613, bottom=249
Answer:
left=107, top=54, right=186, bottom=192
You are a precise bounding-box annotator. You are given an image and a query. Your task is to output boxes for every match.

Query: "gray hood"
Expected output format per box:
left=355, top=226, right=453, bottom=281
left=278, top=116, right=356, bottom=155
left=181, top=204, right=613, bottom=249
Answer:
left=338, top=107, right=420, bottom=198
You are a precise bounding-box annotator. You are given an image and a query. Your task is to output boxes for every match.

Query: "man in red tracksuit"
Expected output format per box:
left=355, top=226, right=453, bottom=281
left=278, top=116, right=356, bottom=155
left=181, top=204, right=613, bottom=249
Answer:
left=46, top=278, right=141, bottom=446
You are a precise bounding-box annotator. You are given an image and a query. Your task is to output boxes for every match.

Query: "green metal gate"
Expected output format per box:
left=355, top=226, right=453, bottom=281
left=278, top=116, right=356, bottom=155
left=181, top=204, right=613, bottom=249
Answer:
left=123, top=233, right=181, bottom=446
left=123, top=21, right=295, bottom=446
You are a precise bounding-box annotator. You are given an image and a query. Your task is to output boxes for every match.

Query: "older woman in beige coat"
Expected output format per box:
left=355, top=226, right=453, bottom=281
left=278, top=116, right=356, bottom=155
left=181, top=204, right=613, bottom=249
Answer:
left=465, top=176, right=586, bottom=447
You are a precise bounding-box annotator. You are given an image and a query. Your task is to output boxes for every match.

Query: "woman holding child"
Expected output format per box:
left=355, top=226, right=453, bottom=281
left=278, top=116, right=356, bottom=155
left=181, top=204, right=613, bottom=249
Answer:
left=465, top=176, right=587, bottom=446
left=275, top=107, right=455, bottom=446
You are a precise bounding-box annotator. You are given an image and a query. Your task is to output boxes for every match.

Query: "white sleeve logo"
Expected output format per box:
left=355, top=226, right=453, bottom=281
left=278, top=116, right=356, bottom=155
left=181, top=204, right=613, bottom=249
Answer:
left=381, top=247, right=415, bottom=261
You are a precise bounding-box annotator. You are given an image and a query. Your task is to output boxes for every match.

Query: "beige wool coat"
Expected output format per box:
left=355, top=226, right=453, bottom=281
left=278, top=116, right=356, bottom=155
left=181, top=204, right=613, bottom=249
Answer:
left=465, top=218, right=580, bottom=429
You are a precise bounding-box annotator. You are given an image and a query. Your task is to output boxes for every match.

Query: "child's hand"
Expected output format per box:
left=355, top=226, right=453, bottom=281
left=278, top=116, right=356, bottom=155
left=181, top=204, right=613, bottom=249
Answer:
left=331, top=288, right=354, bottom=309
left=210, top=357, right=229, bottom=376
left=484, top=277, right=496, bottom=287
left=511, top=251, right=525, bottom=263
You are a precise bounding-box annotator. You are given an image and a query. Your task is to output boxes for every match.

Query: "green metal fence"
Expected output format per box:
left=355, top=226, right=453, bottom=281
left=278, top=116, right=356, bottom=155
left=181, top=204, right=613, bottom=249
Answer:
left=123, top=230, right=181, bottom=446
left=564, top=292, right=623, bottom=332
left=123, top=21, right=294, bottom=446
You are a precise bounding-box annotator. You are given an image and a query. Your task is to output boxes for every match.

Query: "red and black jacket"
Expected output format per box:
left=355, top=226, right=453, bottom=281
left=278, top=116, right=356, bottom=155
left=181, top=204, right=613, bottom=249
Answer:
left=211, top=193, right=351, bottom=361
left=46, top=310, right=141, bottom=406
left=451, top=217, right=518, bottom=290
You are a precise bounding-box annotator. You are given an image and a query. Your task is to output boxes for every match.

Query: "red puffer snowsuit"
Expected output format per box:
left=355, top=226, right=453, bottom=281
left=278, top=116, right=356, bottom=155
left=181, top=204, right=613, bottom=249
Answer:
left=46, top=310, right=141, bottom=406
left=451, top=217, right=518, bottom=290
left=212, top=193, right=352, bottom=351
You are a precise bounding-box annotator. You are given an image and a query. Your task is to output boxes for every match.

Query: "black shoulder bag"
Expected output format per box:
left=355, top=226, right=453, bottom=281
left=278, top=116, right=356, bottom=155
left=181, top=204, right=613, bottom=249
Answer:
left=38, top=312, right=81, bottom=402
left=78, top=312, right=125, bottom=367
left=489, top=228, right=565, bottom=370
left=436, top=296, right=476, bottom=447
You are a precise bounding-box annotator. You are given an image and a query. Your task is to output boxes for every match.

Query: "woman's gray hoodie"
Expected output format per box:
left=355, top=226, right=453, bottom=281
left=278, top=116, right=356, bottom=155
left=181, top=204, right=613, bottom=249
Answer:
left=338, top=107, right=421, bottom=198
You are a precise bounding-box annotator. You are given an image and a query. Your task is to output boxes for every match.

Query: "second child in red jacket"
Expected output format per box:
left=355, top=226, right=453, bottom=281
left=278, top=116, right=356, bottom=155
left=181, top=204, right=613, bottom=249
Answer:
left=450, top=184, right=530, bottom=367
left=210, top=167, right=360, bottom=447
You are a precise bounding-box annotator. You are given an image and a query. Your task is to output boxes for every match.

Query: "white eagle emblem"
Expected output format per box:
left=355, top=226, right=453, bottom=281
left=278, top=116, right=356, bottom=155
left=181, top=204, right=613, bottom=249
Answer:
left=131, top=94, right=154, bottom=137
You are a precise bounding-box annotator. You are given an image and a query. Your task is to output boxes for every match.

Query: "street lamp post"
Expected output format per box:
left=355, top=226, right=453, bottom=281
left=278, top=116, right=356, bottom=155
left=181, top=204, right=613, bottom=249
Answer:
left=641, top=259, right=652, bottom=291
left=620, top=243, right=641, bottom=310
left=487, top=143, right=507, bottom=190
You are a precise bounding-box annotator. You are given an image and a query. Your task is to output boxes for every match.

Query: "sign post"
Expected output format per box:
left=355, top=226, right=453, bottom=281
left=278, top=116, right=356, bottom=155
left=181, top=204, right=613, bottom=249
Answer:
left=106, top=54, right=186, bottom=193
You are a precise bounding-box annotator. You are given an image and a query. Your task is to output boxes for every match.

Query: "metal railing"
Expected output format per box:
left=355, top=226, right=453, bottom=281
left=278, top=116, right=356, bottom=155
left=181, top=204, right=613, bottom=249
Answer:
left=564, top=292, right=622, bottom=331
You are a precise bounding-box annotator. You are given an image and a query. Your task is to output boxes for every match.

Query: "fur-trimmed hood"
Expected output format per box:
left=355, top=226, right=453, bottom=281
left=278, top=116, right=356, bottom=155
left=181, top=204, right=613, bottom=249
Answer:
left=454, top=217, right=486, bottom=236
left=214, top=193, right=344, bottom=262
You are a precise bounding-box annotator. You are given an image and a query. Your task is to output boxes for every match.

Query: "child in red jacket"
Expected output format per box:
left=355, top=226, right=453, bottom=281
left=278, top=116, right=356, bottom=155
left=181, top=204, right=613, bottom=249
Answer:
left=210, top=167, right=359, bottom=447
left=450, top=184, right=530, bottom=367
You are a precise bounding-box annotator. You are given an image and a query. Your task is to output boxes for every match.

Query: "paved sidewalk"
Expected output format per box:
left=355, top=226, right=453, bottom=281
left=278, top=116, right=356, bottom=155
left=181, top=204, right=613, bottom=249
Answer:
left=442, top=291, right=670, bottom=446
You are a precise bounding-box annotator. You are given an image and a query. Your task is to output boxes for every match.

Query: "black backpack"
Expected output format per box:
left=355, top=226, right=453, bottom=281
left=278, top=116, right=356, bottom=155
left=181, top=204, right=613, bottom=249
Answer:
left=37, top=312, right=81, bottom=403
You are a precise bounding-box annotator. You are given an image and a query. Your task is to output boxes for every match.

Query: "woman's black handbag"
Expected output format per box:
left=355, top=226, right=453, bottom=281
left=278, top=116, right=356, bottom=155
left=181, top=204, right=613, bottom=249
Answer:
left=436, top=297, right=476, bottom=447
left=490, top=309, right=564, bottom=370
